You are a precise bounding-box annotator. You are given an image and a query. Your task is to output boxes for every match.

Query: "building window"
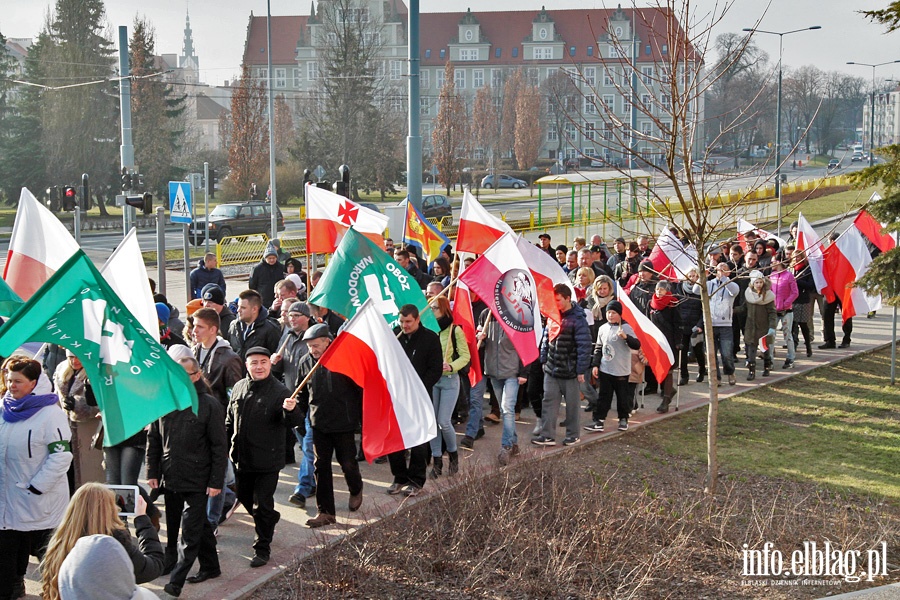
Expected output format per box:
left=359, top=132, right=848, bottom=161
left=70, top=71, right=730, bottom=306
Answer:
left=255, top=68, right=267, bottom=81
left=390, top=60, right=402, bottom=80
left=564, top=122, right=577, bottom=142
left=420, top=69, right=430, bottom=89
left=662, top=44, right=668, bottom=54
left=425, top=49, right=431, bottom=58
left=661, top=94, right=671, bottom=110
left=601, top=124, right=611, bottom=141
left=473, top=69, right=484, bottom=88
left=548, top=128, right=558, bottom=142
left=474, top=147, right=485, bottom=160
left=641, top=93, right=652, bottom=111
left=585, top=122, right=596, bottom=141
left=455, top=69, right=466, bottom=89
left=641, top=121, right=652, bottom=136
left=527, top=68, right=539, bottom=86
left=603, top=67, right=614, bottom=86
left=584, top=66, right=596, bottom=87
left=512, top=47, right=519, bottom=58
left=623, top=96, right=631, bottom=116
left=602, top=94, right=614, bottom=111
left=390, top=97, right=403, bottom=112
left=420, top=97, right=431, bottom=116
left=569, top=46, right=576, bottom=57
left=373, top=61, right=385, bottom=78
left=436, top=68, right=445, bottom=89
left=534, top=47, right=552, bottom=60
left=339, top=7, right=369, bottom=23
left=491, top=69, right=502, bottom=88
left=495, top=48, right=502, bottom=58
left=440, top=48, right=446, bottom=59
left=584, top=147, right=597, bottom=158
left=292, top=68, right=301, bottom=87
left=660, top=67, right=670, bottom=84
left=645, top=45, right=652, bottom=55
left=584, top=95, right=596, bottom=114
left=641, top=66, right=653, bottom=85
left=460, top=48, right=479, bottom=61
left=326, top=32, right=337, bottom=46
left=274, top=68, right=286, bottom=88
left=307, top=62, right=319, bottom=80
left=363, top=32, right=381, bottom=46
left=587, top=45, right=594, bottom=56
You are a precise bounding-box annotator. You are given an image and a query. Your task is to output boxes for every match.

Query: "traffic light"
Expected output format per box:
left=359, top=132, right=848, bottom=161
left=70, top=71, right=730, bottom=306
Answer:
left=136, top=173, right=145, bottom=191
left=333, top=164, right=351, bottom=199
left=81, top=173, right=92, bottom=211
left=45, top=186, right=60, bottom=212
left=121, top=167, right=133, bottom=191
left=209, top=168, right=218, bottom=198
left=125, top=192, right=153, bottom=215
left=62, top=186, right=78, bottom=211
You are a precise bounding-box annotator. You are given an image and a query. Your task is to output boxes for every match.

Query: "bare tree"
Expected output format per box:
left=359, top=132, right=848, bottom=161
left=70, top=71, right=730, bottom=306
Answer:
left=471, top=85, right=501, bottom=170
left=514, top=82, right=543, bottom=172
left=431, top=61, right=466, bottom=196
left=543, top=70, right=581, bottom=159
left=500, top=68, right=524, bottom=164
left=227, top=63, right=269, bottom=199
left=273, top=93, right=294, bottom=164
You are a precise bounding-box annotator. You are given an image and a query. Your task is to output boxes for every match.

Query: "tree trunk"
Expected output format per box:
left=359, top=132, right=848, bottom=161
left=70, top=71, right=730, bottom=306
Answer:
left=697, top=273, right=719, bottom=496
left=96, top=192, right=110, bottom=217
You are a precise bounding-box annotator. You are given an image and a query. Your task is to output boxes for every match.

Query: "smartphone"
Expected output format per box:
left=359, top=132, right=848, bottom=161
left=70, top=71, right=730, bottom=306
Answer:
left=106, top=484, right=139, bottom=517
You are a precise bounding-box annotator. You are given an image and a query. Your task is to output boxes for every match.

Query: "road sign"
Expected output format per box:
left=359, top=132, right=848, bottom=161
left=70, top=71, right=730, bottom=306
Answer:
left=168, top=181, right=192, bottom=224
left=314, top=165, right=326, bottom=179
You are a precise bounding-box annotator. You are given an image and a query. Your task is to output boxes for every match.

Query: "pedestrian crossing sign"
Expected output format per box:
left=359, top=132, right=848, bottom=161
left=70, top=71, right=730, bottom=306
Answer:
left=168, top=181, right=192, bottom=224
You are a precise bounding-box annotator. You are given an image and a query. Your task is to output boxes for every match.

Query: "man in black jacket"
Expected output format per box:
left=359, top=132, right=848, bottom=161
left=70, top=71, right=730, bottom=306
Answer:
left=296, top=324, right=364, bottom=528
left=248, top=244, right=284, bottom=308
left=228, top=290, right=282, bottom=362
left=393, top=248, right=431, bottom=290
left=387, top=304, right=442, bottom=496
left=148, top=357, right=227, bottom=598
left=226, top=347, right=303, bottom=568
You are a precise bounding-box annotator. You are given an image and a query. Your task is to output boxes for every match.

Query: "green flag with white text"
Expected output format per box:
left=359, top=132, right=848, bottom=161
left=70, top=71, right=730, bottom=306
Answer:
left=0, top=277, right=24, bottom=318
left=308, top=228, right=439, bottom=332
left=0, top=250, right=197, bottom=446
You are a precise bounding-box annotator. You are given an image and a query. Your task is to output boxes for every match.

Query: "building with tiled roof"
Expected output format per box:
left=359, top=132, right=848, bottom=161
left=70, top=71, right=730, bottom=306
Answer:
left=242, top=1, right=703, bottom=165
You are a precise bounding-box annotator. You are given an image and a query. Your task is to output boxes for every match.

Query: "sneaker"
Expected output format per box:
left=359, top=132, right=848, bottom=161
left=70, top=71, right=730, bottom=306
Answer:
left=386, top=482, right=404, bottom=495
left=401, top=484, right=422, bottom=497
left=562, top=436, right=580, bottom=446
left=838, top=341, right=851, bottom=349
left=212, top=526, right=219, bottom=538
left=531, top=435, right=556, bottom=446
left=287, top=494, right=306, bottom=508
left=782, top=359, right=794, bottom=369
left=459, top=435, right=475, bottom=450
left=224, top=499, right=240, bottom=521
left=727, top=374, right=736, bottom=386
left=583, top=420, right=604, bottom=433
left=498, top=447, right=511, bottom=466
left=617, top=419, right=628, bottom=431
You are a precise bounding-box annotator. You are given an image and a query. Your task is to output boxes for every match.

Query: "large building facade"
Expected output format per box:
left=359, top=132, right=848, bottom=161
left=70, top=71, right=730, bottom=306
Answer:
left=241, top=1, right=702, bottom=165
left=861, top=86, right=899, bottom=150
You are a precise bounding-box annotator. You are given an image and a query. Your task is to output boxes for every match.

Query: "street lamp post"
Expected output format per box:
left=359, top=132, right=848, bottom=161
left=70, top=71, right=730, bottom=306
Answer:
left=846, top=60, right=900, bottom=168
left=743, top=26, right=821, bottom=238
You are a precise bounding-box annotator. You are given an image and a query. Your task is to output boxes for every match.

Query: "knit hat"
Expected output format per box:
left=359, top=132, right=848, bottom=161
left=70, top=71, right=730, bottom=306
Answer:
left=155, top=302, right=170, bottom=324
left=285, top=273, right=307, bottom=297
left=606, top=300, right=623, bottom=315
left=202, top=286, right=226, bottom=305
left=263, top=241, right=278, bottom=259
left=749, top=269, right=765, bottom=281
left=288, top=301, right=311, bottom=317
left=639, top=260, right=654, bottom=273
left=185, top=298, right=204, bottom=316
left=58, top=535, right=138, bottom=600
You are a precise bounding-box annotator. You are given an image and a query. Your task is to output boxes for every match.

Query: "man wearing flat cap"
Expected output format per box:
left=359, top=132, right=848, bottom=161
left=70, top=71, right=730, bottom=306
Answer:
left=225, top=346, right=302, bottom=568
left=295, top=324, right=364, bottom=528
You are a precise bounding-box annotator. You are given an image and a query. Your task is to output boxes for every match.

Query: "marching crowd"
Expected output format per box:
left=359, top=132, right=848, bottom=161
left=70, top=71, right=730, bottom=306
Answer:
left=0, top=223, right=869, bottom=599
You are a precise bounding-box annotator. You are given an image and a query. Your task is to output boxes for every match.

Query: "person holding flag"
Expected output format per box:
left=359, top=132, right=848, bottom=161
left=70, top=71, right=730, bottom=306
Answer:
left=587, top=300, right=641, bottom=432
left=743, top=271, right=777, bottom=380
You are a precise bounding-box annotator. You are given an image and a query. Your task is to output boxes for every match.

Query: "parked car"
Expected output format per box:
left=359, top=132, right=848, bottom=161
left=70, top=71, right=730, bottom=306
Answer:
left=188, top=201, right=285, bottom=244
left=421, top=194, right=453, bottom=223
left=359, top=202, right=382, bottom=213
left=481, top=174, right=527, bottom=189
left=827, top=159, right=841, bottom=170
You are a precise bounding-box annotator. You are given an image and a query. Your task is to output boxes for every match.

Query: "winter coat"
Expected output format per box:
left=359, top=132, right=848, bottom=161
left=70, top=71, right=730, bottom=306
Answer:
left=769, top=269, right=799, bottom=313
left=53, top=363, right=97, bottom=424
left=396, top=325, right=444, bottom=395
left=405, top=262, right=431, bottom=290
left=439, top=323, right=471, bottom=375
left=677, top=281, right=703, bottom=335
left=248, top=259, right=285, bottom=308
left=793, top=265, right=816, bottom=305
left=319, top=310, right=346, bottom=338
left=189, top=260, right=227, bottom=300
left=625, top=275, right=657, bottom=316
left=194, top=337, right=244, bottom=407
left=649, top=296, right=682, bottom=352
left=228, top=307, right=282, bottom=360
left=111, top=515, right=165, bottom=584
left=297, top=355, right=362, bottom=434
left=0, top=401, right=72, bottom=531
left=540, top=304, right=592, bottom=379
left=146, top=385, right=228, bottom=493
left=693, top=277, right=739, bottom=328
left=218, top=305, right=236, bottom=334
left=226, top=374, right=301, bottom=472
left=272, top=327, right=309, bottom=390
left=744, top=283, right=777, bottom=343
left=482, top=317, right=527, bottom=380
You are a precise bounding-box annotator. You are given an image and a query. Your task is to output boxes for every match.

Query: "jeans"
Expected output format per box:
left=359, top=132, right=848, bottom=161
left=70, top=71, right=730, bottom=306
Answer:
left=779, top=311, right=795, bottom=361
left=490, top=376, right=520, bottom=448
left=712, top=326, right=735, bottom=379
left=464, top=377, right=486, bottom=439
left=168, top=490, right=219, bottom=588
left=540, top=375, right=580, bottom=440
left=293, top=415, right=315, bottom=496
left=104, top=444, right=144, bottom=486
left=207, top=460, right=236, bottom=526
left=313, top=430, right=363, bottom=516
left=430, top=374, right=459, bottom=456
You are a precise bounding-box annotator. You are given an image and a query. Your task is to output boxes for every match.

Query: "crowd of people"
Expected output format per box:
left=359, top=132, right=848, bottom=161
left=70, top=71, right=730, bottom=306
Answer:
left=0, top=223, right=870, bottom=598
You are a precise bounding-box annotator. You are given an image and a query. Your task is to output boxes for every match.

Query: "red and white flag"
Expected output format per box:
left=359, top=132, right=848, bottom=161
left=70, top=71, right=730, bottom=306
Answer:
left=459, top=232, right=540, bottom=365
left=305, top=183, right=389, bottom=254
left=795, top=214, right=828, bottom=294
left=456, top=189, right=513, bottom=254
left=450, top=261, right=483, bottom=387
left=647, top=227, right=697, bottom=280
left=823, top=225, right=882, bottom=321
left=318, top=299, right=436, bottom=461
left=4, top=188, right=80, bottom=300
left=854, top=206, right=896, bottom=254
left=616, top=287, right=674, bottom=383
left=759, top=334, right=770, bottom=353
left=515, top=235, right=574, bottom=327
left=737, top=218, right=787, bottom=252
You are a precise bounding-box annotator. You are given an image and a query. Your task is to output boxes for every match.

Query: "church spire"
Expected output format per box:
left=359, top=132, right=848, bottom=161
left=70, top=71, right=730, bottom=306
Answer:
left=180, top=6, right=198, bottom=69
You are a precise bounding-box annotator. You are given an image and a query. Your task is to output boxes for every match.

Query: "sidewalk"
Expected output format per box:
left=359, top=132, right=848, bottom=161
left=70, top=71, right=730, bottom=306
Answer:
left=21, top=300, right=897, bottom=599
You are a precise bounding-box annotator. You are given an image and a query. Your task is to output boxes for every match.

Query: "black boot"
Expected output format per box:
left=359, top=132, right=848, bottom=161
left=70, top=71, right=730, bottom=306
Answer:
left=448, top=451, right=459, bottom=475
left=806, top=341, right=812, bottom=357
left=678, top=373, right=689, bottom=386
left=747, top=364, right=756, bottom=381
left=696, top=370, right=706, bottom=383
left=429, top=456, right=443, bottom=479
left=763, top=362, right=772, bottom=377
left=656, top=398, right=671, bottom=413
left=11, top=576, right=25, bottom=599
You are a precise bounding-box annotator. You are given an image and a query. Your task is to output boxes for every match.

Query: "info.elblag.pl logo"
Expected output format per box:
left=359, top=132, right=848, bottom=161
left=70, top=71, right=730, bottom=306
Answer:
left=741, top=541, right=889, bottom=584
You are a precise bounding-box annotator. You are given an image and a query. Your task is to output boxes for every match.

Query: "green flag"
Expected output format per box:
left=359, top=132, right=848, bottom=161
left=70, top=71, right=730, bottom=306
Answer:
left=308, top=228, right=439, bottom=332
left=0, top=250, right=197, bottom=446
left=0, top=277, right=24, bottom=318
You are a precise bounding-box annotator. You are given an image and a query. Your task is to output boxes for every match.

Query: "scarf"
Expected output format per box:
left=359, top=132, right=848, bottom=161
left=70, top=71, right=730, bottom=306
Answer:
left=591, top=294, right=613, bottom=320
left=437, top=315, right=453, bottom=331
left=1, top=391, right=59, bottom=423
left=650, top=293, right=678, bottom=311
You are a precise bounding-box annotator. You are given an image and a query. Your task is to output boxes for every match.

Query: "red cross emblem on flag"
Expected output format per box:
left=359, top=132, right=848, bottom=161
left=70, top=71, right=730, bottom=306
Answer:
left=337, top=201, right=358, bottom=226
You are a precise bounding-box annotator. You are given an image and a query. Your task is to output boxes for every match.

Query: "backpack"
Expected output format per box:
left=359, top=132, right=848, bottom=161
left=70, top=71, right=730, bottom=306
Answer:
left=449, top=325, right=471, bottom=377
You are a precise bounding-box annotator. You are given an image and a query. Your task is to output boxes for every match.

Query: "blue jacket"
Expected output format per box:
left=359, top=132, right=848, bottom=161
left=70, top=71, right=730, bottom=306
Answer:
left=189, top=259, right=227, bottom=300
left=540, top=304, right=592, bottom=379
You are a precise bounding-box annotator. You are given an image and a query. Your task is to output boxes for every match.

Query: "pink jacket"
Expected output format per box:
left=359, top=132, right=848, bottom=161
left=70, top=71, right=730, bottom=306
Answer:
left=769, top=269, right=799, bottom=312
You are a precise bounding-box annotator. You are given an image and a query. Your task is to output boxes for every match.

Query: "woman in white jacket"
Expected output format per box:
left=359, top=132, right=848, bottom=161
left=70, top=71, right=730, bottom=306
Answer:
left=0, top=356, right=72, bottom=600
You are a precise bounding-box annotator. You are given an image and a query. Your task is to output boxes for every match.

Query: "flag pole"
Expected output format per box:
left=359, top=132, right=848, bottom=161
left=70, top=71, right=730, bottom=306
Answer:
left=291, top=359, right=322, bottom=399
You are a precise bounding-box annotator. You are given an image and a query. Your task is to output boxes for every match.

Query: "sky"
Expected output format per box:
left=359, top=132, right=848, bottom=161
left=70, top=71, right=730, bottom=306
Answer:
left=3, top=0, right=898, bottom=86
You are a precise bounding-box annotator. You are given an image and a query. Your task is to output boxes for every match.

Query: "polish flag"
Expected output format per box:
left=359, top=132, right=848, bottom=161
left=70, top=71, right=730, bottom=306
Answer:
left=854, top=207, right=896, bottom=254
left=823, top=225, right=882, bottom=321
left=616, top=286, right=674, bottom=383
left=515, top=235, right=574, bottom=327
left=4, top=188, right=80, bottom=300
left=737, top=218, right=787, bottom=252
left=459, top=232, right=541, bottom=365
left=305, top=183, right=389, bottom=253
left=759, top=334, right=770, bottom=353
left=647, top=227, right=697, bottom=280
left=456, top=189, right=513, bottom=254
left=318, top=298, right=436, bottom=461
left=795, top=214, right=828, bottom=294
left=100, top=229, right=160, bottom=341
left=450, top=261, right=483, bottom=386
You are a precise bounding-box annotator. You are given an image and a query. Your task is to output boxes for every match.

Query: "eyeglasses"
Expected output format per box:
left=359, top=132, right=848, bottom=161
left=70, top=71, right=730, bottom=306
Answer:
left=188, top=371, right=200, bottom=376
